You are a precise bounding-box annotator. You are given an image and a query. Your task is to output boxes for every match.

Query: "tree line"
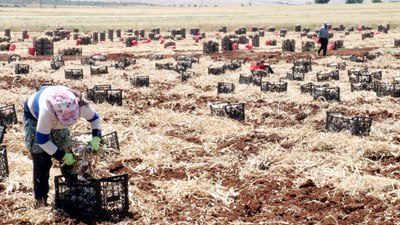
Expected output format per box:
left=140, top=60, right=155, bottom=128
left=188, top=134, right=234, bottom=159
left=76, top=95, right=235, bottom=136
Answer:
left=315, top=0, right=384, bottom=3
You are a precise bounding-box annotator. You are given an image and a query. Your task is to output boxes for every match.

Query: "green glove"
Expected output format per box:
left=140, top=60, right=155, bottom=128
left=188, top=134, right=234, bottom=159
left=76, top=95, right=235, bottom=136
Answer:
left=88, top=136, right=101, bottom=152
left=62, top=153, right=76, bottom=165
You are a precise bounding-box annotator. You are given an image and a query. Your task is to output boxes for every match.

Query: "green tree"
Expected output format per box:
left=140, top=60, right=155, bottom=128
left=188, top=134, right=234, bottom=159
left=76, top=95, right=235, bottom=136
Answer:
left=372, top=0, right=382, bottom=2
left=314, top=0, right=330, bottom=3
left=346, top=0, right=363, bottom=3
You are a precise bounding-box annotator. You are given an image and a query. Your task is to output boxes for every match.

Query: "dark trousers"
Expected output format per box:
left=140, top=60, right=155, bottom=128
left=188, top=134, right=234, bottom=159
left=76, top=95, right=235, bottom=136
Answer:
left=318, top=38, right=328, bottom=56
left=32, top=152, right=76, bottom=200
left=32, top=152, right=53, bottom=200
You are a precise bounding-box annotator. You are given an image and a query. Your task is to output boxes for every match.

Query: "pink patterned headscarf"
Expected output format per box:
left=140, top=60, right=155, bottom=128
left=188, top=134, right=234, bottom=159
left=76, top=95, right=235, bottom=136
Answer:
left=47, top=88, right=80, bottom=125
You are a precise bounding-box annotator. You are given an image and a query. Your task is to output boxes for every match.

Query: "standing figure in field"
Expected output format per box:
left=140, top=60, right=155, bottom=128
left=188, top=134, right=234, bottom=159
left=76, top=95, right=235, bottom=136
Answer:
left=317, top=22, right=330, bottom=57
left=23, top=86, right=102, bottom=208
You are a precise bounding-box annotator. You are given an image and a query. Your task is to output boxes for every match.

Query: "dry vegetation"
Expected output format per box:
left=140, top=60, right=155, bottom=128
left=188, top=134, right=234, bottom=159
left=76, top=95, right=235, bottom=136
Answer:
left=1, top=5, right=400, bottom=224
left=1, top=3, right=400, bottom=31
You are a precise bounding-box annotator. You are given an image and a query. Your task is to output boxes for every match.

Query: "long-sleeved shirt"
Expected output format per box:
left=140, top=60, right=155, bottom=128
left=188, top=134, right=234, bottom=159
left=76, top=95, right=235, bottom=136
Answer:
left=26, top=86, right=101, bottom=157
left=318, top=27, right=329, bottom=39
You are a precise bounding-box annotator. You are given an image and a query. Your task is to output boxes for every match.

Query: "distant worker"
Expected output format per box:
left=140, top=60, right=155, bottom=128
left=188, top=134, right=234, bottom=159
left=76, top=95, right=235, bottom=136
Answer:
left=317, top=22, right=330, bottom=57
left=23, top=86, right=102, bottom=208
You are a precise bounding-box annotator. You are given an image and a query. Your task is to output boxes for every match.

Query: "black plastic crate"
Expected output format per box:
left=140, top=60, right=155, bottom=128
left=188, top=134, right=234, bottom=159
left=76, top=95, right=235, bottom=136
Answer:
left=327, top=62, right=346, bottom=71
left=0, top=105, right=17, bottom=125
left=181, top=71, right=193, bottom=82
left=208, top=65, right=225, bottom=75
left=0, top=145, right=9, bottom=181
left=368, top=71, right=382, bottom=80
left=348, top=73, right=372, bottom=83
left=65, top=69, right=83, bottom=80
left=59, top=47, right=82, bottom=56
left=155, top=62, right=174, bottom=70
left=287, top=70, right=305, bottom=81
left=293, top=58, right=312, bottom=72
left=115, top=58, right=135, bottom=70
left=260, top=81, right=288, bottom=93
left=130, top=76, right=149, bottom=87
left=301, top=83, right=329, bottom=95
left=351, top=82, right=375, bottom=92
left=101, top=131, right=120, bottom=152
left=239, top=74, right=262, bottom=86
left=148, top=53, right=164, bottom=61
left=0, top=125, right=5, bottom=144
left=210, top=102, right=245, bottom=122
left=313, top=87, right=340, bottom=101
left=86, top=85, right=111, bottom=104
left=316, top=70, right=339, bottom=82
left=15, top=64, right=29, bottom=74
left=175, top=55, right=199, bottom=63
left=347, top=67, right=368, bottom=77
left=225, top=60, right=242, bottom=71
left=106, top=89, right=123, bottom=106
left=217, top=82, right=235, bottom=94
left=326, top=111, right=372, bottom=136
left=51, top=61, right=63, bottom=70
left=374, top=82, right=400, bottom=97
left=176, top=61, right=192, bottom=69
left=90, top=66, right=108, bottom=76
left=81, top=57, right=96, bottom=66
left=8, top=54, right=20, bottom=64
left=54, top=174, right=129, bottom=221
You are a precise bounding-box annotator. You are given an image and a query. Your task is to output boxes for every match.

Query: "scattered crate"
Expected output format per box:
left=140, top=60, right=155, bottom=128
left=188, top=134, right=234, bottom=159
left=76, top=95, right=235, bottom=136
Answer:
left=65, top=69, right=84, bottom=80
left=267, top=26, right=275, bottom=32
left=327, top=62, right=346, bottom=71
left=208, top=64, right=225, bottom=75
left=348, top=67, right=368, bottom=77
left=34, top=36, right=54, bottom=56
left=301, top=83, right=329, bottom=95
left=15, top=64, right=29, bottom=74
left=203, top=41, right=219, bottom=54
left=87, top=85, right=111, bottom=104
left=349, top=55, right=366, bottom=63
left=293, top=58, right=312, bottom=72
left=334, top=40, right=344, bottom=49
left=59, top=47, right=82, bottom=56
left=313, top=87, right=340, bottom=101
left=316, top=70, right=340, bottom=82
left=217, top=82, right=235, bottom=94
left=51, top=55, right=65, bottom=70
left=282, top=39, right=295, bottom=52
left=181, top=71, right=193, bottom=82
left=252, top=34, right=260, bottom=47
left=106, top=89, right=123, bottom=106
left=0, top=145, right=9, bottom=181
left=351, top=82, right=375, bottom=92
left=90, top=66, right=108, bottom=76
left=176, top=61, right=192, bottom=70
left=394, top=76, right=400, bottom=84
left=0, top=43, right=10, bottom=51
left=374, top=82, right=400, bottom=97
left=210, top=102, right=245, bottom=122
left=130, top=76, right=150, bottom=87
left=301, top=41, right=315, bottom=52
left=252, top=69, right=269, bottom=78
left=155, top=62, right=174, bottom=70
left=148, top=53, right=164, bottom=61
left=101, top=131, right=120, bottom=152
left=81, top=57, right=96, bottom=66
left=0, top=105, right=18, bottom=125
left=0, top=124, right=5, bottom=144
left=99, top=32, right=106, bottom=42
left=108, top=29, right=114, bottom=42
left=224, top=60, right=242, bottom=71
left=239, top=74, right=262, bottom=86
left=326, top=111, right=372, bottom=136
left=369, top=71, right=382, bottom=80
left=348, top=73, right=372, bottom=83
left=54, top=174, right=129, bottom=221
left=395, top=38, right=400, bottom=48
left=221, top=36, right=234, bottom=51
left=8, top=54, right=20, bottom=64
left=361, top=31, right=374, bottom=40
left=287, top=69, right=305, bottom=81
left=260, top=81, right=288, bottom=93
left=175, top=55, right=200, bottom=64
left=115, top=58, right=135, bottom=70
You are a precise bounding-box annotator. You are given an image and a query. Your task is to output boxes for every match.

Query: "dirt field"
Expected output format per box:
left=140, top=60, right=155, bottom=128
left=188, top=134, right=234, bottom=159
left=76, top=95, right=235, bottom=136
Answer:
left=1, top=20, right=400, bottom=224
